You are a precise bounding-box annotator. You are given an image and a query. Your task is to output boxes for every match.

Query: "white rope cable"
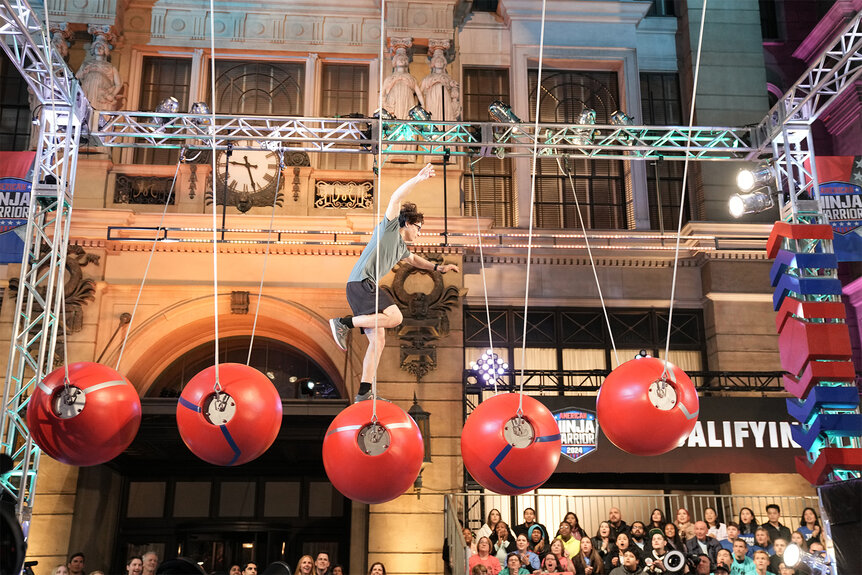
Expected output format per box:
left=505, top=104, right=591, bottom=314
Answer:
left=469, top=158, right=499, bottom=394
left=115, top=153, right=184, bottom=370
left=246, top=150, right=285, bottom=365
left=371, top=0, right=386, bottom=421
left=555, top=157, right=620, bottom=367
left=662, top=0, right=708, bottom=379
left=38, top=0, right=71, bottom=389
left=517, top=0, right=548, bottom=413
left=208, top=0, right=221, bottom=391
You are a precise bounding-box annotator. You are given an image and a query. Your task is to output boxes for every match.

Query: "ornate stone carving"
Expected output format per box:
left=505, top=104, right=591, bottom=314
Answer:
left=76, top=30, right=124, bottom=111
left=50, top=23, right=72, bottom=61
left=188, top=164, right=197, bottom=199
left=284, top=151, right=311, bottom=167
left=383, top=39, right=424, bottom=119
left=314, top=181, right=373, bottom=209
left=115, top=175, right=177, bottom=204
left=8, top=246, right=100, bottom=365
left=382, top=260, right=465, bottom=381
left=421, top=40, right=461, bottom=123
left=231, top=291, right=249, bottom=314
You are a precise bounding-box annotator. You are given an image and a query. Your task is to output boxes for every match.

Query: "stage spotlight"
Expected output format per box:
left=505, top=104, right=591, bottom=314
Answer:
left=153, top=97, right=179, bottom=126
left=737, top=162, right=775, bottom=192
left=408, top=104, right=432, bottom=122
left=372, top=108, right=395, bottom=120
left=610, top=110, right=634, bottom=126
left=488, top=100, right=522, bottom=124
left=784, top=544, right=832, bottom=575
left=728, top=189, right=774, bottom=218
left=188, top=102, right=211, bottom=127
left=469, top=349, right=509, bottom=386
left=572, top=107, right=597, bottom=146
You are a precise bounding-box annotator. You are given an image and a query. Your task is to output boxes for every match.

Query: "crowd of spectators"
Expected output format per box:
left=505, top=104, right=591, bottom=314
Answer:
left=51, top=550, right=380, bottom=575
left=465, top=504, right=825, bottom=575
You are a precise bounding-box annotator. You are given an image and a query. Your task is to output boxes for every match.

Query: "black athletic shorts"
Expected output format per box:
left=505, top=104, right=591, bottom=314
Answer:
left=346, top=279, right=396, bottom=317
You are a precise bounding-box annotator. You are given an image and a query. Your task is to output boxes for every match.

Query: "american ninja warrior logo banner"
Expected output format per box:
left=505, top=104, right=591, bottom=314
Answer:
left=0, top=152, right=35, bottom=265
left=816, top=155, right=862, bottom=262
left=553, top=408, right=598, bottom=463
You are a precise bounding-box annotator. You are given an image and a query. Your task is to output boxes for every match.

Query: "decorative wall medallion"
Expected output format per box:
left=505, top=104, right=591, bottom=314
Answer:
left=383, top=261, right=465, bottom=381
left=314, top=181, right=373, bottom=209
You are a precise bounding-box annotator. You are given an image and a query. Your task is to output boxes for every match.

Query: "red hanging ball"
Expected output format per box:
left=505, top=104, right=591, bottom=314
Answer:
left=26, top=362, right=142, bottom=466
left=596, top=357, right=699, bottom=456
left=461, top=393, right=561, bottom=495
left=176, top=363, right=282, bottom=466
left=322, top=401, right=424, bottom=504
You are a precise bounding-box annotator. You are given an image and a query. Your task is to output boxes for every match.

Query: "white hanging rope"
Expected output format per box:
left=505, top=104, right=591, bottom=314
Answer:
left=662, top=0, right=708, bottom=378
left=370, top=0, right=386, bottom=421
left=208, top=0, right=221, bottom=391
left=555, top=157, right=620, bottom=367
left=517, top=0, right=548, bottom=413
left=246, top=150, right=285, bottom=365
left=115, top=152, right=185, bottom=370
left=469, top=158, right=499, bottom=394
left=39, top=0, right=72, bottom=389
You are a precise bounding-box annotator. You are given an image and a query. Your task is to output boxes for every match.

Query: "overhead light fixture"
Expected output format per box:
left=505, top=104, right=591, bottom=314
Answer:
left=188, top=102, right=211, bottom=127
left=728, top=189, right=774, bottom=218
left=572, top=107, right=597, bottom=146
left=610, top=110, right=634, bottom=126
left=408, top=104, right=432, bottom=122
left=469, top=349, right=509, bottom=385
left=298, top=379, right=317, bottom=396
left=153, top=96, right=179, bottom=126
left=488, top=100, right=522, bottom=124
left=784, top=544, right=832, bottom=575
left=372, top=108, right=395, bottom=121
left=737, top=162, right=776, bottom=192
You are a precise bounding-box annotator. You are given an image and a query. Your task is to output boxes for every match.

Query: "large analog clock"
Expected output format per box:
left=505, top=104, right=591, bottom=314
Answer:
left=215, top=141, right=280, bottom=197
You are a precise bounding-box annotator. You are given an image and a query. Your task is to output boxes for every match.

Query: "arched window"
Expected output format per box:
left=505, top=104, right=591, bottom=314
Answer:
left=148, top=336, right=338, bottom=398
left=213, top=61, right=304, bottom=116
left=528, top=70, right=628, bottom=229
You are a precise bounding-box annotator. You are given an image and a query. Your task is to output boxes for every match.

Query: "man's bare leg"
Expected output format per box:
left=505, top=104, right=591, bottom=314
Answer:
left=352, top=304, right=403, bottom=330
left=361, top=327, right=386, bottom=385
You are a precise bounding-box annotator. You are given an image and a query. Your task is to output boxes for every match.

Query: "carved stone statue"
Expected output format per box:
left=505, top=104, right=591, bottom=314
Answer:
left=420, top=48, right=461, bottom=124
left=76, top=36, right=123, bottom=111
left=382, top=47, right=424, bottom=119
left=50, top=24, right=71, bottom=61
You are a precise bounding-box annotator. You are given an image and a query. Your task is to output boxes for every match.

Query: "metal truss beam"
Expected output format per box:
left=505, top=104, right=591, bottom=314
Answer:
left=92, top=112, right=755, bottom=161
left=750, top=10, right=862, bottom=156
left=0, top=0, right=88, bottom=116
left=105, top=225, right=767, bottom=255
left=0, top=0, right=85, bottom=526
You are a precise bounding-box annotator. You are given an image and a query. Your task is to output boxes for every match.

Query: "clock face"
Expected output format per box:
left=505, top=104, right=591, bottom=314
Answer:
left=216, top=142, right=279, bottom=195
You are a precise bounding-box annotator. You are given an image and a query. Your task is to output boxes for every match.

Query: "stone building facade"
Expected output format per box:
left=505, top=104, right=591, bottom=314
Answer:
left=3, top=0, right=854, bottom=574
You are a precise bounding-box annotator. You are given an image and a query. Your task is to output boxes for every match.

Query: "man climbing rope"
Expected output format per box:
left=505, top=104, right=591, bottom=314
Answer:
left=329, top=163, right=459, bottom=402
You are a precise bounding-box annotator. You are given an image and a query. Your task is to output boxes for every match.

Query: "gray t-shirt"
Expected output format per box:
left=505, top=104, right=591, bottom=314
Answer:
left=347, top=216, right=411, bottom=283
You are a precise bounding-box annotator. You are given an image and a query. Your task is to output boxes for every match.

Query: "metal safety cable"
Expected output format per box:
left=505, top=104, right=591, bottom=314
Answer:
left=555, top=157, right=620, bottom=368
left=518, top=0, right=548, bottom=414
left=469, top=158, right=500, bottom=394
left=371, top=0, right=386, bottom=422
left=662, top=0, right=709, bottom=381
left=115, top=150, right=185, bottom=370
left=208, top=0, right=221, bottom=392
left=246, top=149, right=285, bottom=365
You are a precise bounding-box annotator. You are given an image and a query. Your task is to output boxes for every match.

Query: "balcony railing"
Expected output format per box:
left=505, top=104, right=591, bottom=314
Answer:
left=464, top=369, right=787, bottom=393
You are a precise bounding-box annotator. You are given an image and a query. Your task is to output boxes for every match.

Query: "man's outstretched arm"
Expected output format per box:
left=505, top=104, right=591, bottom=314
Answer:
left=384, top=163, right=436, bottom=221
left=403, top=253, right=459, bottom=274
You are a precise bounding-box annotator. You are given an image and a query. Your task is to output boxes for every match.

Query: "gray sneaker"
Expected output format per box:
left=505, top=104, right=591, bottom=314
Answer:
left=353, top=391, right=388, bottom=403
left=329, top=318, right=350, bottom=351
